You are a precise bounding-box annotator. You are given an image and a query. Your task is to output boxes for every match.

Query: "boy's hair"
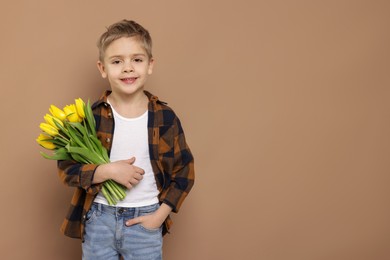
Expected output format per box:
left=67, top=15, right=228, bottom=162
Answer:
left=97, top=19, right=153, bottom=61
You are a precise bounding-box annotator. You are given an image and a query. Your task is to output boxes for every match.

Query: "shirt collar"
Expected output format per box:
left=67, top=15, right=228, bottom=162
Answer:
left=92, top=90, right=165, bottom=110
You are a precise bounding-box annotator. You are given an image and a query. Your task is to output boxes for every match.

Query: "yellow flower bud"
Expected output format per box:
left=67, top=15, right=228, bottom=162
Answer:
left=49, top=105, right=67, bottom=121
left=40, top=123, right=59, bottom=136
left=64, top=104, right=82, bottom=123
left=44, top=114, right=64, bottom=129
left=36, top=133, right=56, bottom=150
left=75, top=98, right=85, bottom=119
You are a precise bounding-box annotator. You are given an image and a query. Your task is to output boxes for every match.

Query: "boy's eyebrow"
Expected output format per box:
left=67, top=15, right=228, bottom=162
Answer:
left=108, top=53, right=147, bottom=59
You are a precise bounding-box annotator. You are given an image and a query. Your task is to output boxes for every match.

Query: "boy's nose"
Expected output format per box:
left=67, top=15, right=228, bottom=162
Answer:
left=123, top=62, right=134, bottom=73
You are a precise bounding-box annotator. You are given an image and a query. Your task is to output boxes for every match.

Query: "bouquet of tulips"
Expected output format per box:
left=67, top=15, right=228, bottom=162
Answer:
left=36, top=98, right=126, bottom=205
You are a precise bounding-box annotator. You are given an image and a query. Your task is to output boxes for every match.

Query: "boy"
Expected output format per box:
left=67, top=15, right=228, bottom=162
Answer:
left=58, top=20, right=195, bottom=259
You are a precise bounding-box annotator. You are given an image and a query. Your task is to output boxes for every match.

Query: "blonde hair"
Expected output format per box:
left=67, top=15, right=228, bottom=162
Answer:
left=97, top=19, right=153, bottom=61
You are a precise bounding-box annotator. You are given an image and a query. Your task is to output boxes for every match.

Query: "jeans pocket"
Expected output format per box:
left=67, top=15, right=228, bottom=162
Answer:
left=85, top=204, right=98, bottom=224
left=138, top=204, right=162, bottom=232
left=138, top=224, right=162, bottom=233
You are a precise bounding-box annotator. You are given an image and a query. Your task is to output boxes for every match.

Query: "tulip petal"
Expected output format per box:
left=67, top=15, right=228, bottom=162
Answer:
left=75, top=98, right=86, bottom=119
left=49, top=105, right=67, bottom=121
left=40, top=123, right=59, bottom=136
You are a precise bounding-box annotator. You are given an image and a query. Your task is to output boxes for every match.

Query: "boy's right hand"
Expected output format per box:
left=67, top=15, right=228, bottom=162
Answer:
left=93, top=157, right=145, bottom=189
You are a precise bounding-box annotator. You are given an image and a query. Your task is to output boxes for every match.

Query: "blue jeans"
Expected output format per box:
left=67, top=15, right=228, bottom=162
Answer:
left=82, top=203, right=163, bottom=260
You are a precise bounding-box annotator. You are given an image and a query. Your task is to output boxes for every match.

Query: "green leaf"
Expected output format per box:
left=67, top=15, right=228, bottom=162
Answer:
left=89, top=135, right=110, bottom=163
left=85, top=100, right=96, bottom=136
left=40, top=148, right=72, bottom=160
left=101, top=146, right=110, bottom=163
left=66, top=124, right=86, bottom=148
left=88, top=135, right=101, bottom=153
left=50, top=137, right=67, bottom=148
left=70, top=152, right=91, bottom=164
left=66, top=145, right=105, bottom=164
left=53, top=119, right=70, bottom=139
left=69, top=122, right=87, bottom=136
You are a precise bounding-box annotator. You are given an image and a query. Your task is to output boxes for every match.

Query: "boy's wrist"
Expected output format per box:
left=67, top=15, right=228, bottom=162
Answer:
left=92, top=163, right=111, bottom=184
left=156, top=203, right=173, bottom=221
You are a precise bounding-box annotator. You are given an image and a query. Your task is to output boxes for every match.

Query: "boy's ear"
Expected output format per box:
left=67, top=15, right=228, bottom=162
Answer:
left=148, top=58, right=155, bottom=75
left=97, top=60, right=107, bottom=78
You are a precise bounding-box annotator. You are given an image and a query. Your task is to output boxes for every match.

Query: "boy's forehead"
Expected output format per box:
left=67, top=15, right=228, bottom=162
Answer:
left=104, top=36, right=147, bottom=57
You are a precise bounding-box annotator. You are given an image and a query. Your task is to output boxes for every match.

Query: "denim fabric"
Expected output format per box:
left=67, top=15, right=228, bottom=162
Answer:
left=82, top=203, right=162, bottom=260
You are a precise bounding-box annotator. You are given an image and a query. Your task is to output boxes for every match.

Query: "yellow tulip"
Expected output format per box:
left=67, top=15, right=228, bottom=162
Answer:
left=44, top=114, right=64, bottom=129
left=49, top=105, right=67, bottom=121
left=64, top=104, right=82, bottom=122
left=36, top=133, right=56, bottom=150
left=75, top=98, right=85, bottom=119
left=40, top=123, right=59, bottom=136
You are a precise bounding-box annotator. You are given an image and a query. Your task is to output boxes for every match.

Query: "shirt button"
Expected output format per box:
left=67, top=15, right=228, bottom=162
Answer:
left=108, top=112, right=112, bottom=118
left=106, top=138, right=111, bottom=143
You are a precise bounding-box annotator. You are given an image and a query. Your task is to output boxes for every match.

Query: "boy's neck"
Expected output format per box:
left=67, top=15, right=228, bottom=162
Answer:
left=108, top=90, right=149, bottom=118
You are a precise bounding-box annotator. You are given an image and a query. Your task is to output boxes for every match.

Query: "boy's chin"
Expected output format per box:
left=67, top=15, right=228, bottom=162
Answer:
left=112, top=86, right=145, bottom=96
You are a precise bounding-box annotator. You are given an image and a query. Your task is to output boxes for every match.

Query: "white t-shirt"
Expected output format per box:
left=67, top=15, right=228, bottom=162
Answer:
left=94, top=104, right=159, bottom=207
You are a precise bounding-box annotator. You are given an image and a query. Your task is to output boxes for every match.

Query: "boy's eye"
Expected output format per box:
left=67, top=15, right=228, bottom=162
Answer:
left=133, top=58, right=143, bottom=63
left=112, top=60, right=121, bottom=64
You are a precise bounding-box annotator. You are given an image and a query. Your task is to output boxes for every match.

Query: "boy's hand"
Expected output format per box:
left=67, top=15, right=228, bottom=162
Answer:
left=125, top=203, right=172, bottom=230
left=93, top=157, right=145, bottom=189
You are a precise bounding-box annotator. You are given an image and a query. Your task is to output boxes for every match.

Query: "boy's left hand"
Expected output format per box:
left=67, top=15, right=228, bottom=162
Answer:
left=125, top=203, right=172, bottom=229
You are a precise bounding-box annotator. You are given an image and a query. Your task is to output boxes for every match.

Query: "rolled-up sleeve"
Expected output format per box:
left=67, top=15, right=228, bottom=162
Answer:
left=57, top=160, right=102, bottom=195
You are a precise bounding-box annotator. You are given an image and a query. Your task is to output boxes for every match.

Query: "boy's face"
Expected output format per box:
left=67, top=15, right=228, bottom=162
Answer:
left=97, top=36, right=154, bottom=97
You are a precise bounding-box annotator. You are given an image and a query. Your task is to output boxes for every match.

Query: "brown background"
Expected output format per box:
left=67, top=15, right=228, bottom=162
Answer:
left=1, top=0, right=390, bottom=259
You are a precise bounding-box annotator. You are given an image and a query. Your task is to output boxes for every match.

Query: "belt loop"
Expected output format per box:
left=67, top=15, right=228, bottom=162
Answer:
left=97, top=203, right=102, bottom=216
left=134, top=207, right=140, bottom=218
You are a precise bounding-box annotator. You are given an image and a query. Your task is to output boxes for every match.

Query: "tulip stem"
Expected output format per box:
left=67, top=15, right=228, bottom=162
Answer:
left=102, top=185, right=115, bottom=205
left=58, top=134, right=69, bottom=142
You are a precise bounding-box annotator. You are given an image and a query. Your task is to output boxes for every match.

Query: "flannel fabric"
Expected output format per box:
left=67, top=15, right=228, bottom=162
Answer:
left=57, top=90, right=195, bottom=239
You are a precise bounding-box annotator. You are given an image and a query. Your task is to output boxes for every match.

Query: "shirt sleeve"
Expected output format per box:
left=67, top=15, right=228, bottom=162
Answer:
left=161, top=116, right=195, bottom=213
left=57, top=160, right=102, bottom=195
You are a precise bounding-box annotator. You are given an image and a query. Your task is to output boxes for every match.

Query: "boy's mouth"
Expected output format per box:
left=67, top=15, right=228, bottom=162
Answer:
left=121, top=77, right=137, bottom=84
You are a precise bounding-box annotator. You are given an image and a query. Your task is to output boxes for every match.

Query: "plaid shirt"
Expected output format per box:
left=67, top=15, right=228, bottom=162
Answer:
left=57, top=90, right=194, bottom=239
